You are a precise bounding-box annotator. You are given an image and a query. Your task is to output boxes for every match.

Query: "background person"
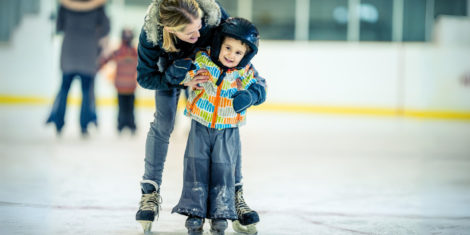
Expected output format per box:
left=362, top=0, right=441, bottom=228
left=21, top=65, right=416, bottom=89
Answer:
left=99, top=28, right=138, bottom=134
left=46, top=0, right=110, bottom=136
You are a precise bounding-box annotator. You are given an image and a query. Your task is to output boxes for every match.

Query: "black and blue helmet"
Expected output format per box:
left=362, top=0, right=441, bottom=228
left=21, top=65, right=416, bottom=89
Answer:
left=210, top=17, right=259, bottom=69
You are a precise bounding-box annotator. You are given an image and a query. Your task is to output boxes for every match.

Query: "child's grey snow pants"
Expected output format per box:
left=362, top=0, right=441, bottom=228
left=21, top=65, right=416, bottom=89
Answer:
left=172, top=120, right=239, bottom=220
left=142, top=89, right=243, bottom=188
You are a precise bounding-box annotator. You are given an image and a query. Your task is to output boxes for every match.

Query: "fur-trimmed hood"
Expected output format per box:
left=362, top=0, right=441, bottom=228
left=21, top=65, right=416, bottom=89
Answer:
left=143, top=0, right=222, bottom=46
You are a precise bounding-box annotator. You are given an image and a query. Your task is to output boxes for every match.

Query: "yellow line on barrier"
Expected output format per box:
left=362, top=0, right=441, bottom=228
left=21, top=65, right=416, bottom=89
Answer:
left=1, top=95, right=470, bottom=121
left=0, top=96, right=50, bottom=105
left=250, top=103, right=398, bottom=116
left=402, top=110, right=470, bottom=120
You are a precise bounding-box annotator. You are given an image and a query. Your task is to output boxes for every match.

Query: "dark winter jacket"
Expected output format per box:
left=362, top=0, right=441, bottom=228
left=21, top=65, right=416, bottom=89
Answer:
left=136, top=0, right=267, bottom=99
left=57, top=5, right=110, bottom=75
left=136, top=0, right=226, bottom=90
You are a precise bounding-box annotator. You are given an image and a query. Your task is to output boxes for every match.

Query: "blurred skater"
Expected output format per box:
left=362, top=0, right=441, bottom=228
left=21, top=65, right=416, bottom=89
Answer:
left=46, top=0, right=110, bottom=137
left=99, top=28, right=138, bottom=134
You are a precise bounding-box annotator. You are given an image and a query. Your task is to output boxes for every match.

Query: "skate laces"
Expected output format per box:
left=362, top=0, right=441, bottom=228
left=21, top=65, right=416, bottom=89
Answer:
left=235, top=188, right=253, bottom=215
left=140, top=191, right=162, bottom=218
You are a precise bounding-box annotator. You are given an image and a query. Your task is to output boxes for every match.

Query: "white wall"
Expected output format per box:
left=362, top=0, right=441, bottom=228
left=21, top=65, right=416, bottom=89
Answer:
left=250, top=40, right=470, bottom=112
left=252, top=42, right=401, bottom=108
left=1, top=4, right=469, bottom=113
left=403, top=46, right=470, bottom=112
left=0, top=0, right=56, bottom=96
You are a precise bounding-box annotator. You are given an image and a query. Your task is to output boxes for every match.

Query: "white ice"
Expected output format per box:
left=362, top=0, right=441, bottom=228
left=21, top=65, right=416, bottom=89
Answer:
left=1, top=105, right=470, bottom=235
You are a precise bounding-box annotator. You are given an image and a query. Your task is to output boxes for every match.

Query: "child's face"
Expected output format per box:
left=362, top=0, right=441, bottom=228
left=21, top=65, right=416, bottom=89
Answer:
left=218, top=37, right=247, bottom=68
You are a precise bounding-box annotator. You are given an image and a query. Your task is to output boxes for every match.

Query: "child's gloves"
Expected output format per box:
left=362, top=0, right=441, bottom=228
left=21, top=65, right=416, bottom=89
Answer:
left=164, top=58, right=195, bottom=85
left=231, top=83, right=266, bottom=113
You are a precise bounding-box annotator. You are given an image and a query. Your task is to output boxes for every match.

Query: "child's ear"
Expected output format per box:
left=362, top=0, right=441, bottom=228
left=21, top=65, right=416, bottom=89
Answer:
left=245, top=44, right=251, bottom=54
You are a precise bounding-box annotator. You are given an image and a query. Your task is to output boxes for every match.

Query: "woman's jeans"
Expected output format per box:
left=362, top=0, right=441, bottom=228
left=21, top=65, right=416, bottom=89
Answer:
left=142, top=88, right=243, bottom=187
left=46, top=73, right=96, bottom=132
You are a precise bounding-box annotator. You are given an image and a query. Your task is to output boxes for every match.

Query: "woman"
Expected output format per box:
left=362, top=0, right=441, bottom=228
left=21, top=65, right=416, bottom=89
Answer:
left=46, top=0, right=110, bottom=136
left=135, top=0, right=266, bottom=234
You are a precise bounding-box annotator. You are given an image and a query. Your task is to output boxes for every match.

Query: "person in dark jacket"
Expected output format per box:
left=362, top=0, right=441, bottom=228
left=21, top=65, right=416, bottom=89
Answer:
left=46, top=0, right=110, bottom=136
left=171, top=17, right=263, bottom=235
left=134, top=0, right=266, bottom=234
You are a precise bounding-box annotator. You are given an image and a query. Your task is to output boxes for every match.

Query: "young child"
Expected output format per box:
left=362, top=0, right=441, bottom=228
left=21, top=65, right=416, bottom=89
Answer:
left=170, top=17, right=265, bottom=235
left=100, top=28, right=138, bottom=134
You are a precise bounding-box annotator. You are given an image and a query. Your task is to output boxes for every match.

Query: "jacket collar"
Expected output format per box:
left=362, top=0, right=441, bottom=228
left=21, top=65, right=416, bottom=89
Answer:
left=143, top=0, right=222, bottom=46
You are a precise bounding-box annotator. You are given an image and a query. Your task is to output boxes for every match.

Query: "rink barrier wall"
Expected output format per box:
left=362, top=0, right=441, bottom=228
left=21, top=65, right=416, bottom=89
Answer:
left=1, top=94, right=470, bottom=121
left=1, top=12, right=469, bottom=121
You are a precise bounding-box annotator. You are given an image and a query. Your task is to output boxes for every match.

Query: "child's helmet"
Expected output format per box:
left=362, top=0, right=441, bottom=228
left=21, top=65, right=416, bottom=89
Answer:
left=210, top=17, right=260, bottom=69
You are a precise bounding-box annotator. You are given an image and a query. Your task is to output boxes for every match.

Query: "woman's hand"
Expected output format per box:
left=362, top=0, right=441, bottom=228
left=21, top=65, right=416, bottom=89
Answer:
left=164, top=58, right=193, bottom=85
left=184, top=69, right=210, bottom=90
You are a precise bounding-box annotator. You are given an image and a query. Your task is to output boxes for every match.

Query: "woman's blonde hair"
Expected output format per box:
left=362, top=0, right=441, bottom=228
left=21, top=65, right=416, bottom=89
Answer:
left=159, top=0, right=203, bottom=52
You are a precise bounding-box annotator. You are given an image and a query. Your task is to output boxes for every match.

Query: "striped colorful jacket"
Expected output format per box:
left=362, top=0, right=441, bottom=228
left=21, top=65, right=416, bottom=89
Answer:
left=101, top=44, right=138, bottom=94
left=181, top=49, right=257, bottom=130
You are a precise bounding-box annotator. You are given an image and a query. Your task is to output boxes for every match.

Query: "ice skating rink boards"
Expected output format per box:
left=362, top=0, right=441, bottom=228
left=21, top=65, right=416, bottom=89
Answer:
left=1, top=105, right=470, bottom=235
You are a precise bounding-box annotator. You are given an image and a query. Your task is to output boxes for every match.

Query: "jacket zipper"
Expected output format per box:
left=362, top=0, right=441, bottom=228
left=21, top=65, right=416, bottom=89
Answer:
left=211, top=70, right=226, bottom=128
left=188, top=90, right=205, bottom=113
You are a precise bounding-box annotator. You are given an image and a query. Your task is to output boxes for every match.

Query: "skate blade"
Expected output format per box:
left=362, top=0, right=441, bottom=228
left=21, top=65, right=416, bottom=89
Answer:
left=137, top=220, right=152, bottom=233
left=232, top=220, right=257, bottom=235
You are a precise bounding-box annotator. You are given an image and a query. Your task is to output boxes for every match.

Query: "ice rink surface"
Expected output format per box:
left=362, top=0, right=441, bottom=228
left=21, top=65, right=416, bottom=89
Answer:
left=1, top=105, right=470, bottom=235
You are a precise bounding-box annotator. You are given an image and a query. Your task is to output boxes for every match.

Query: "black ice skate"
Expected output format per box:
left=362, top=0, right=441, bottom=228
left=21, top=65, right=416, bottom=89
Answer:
left=210, top=219, right=228, bottom=235
left=135, top=180, right=161, bottom=233
left=232, top=185, right=259, bottom=235
left=185, top=216, right=204, bottom=235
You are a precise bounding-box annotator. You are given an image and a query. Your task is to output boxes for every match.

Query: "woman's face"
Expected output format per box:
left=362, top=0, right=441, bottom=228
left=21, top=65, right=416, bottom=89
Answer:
left=171, top=17, right=202, bottom=44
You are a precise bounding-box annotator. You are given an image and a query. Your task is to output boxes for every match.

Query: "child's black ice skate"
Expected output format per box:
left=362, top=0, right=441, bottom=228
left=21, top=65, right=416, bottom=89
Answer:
left=185, top=216, right=204, bottom=235
left=232, top=185, right=259, bottom=235
left=135, top=180, right=161, bottom=233
left=210, top=219, right=228, bottom=235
